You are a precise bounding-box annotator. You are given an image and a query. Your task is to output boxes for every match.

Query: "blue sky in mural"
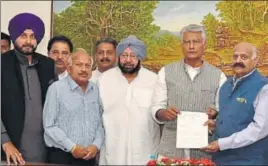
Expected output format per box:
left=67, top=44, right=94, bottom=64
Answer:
left=53, top=1, right=219, bottom=32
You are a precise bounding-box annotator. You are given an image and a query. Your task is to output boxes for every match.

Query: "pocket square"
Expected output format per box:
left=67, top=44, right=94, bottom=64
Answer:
left=236, top=97, right=247, bottom=104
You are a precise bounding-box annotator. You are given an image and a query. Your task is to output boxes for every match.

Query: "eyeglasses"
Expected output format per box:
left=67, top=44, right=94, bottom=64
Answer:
left=183, top=40, right=202, bottom=45
left=51, top=50, right=70, bottom=57
left=120, top=53, right=137, bottom=61
left=233, top=54, right=250, bottom=61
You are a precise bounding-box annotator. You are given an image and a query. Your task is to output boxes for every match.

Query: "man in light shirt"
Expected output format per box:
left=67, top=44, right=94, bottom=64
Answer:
left=98, top=35, right=160, bottom=165
left=43, top=49, right=104, bottom=165
left=48, top=35, right=73, bottom=80
left=202, top=42, right=268, bottom=165
left=91, top=37, right=117, bottom=83
left=151, top=24, right=226, bottom=159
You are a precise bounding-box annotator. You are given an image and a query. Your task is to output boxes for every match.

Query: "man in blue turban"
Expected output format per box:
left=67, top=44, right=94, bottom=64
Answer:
left=1, top=13, right=57, bottom=164
left=98, top=35, right=161, bottom=165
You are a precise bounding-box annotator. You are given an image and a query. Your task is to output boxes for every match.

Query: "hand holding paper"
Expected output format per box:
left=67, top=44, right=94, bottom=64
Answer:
left=176, top=111, right=208, bottom=149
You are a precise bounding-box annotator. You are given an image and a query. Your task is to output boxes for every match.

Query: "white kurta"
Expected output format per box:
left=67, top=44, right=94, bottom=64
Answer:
left=98, top=67, right=160, bottom=165
left=90, top=69, right=102, bottom=83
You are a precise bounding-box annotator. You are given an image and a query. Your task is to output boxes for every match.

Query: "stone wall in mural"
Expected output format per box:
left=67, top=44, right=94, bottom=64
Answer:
left=53, top=1, right=268, bottom=76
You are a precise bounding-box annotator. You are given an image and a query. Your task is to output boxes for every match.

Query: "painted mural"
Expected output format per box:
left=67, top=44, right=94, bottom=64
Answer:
left=53, top=1, right=268, bottom=76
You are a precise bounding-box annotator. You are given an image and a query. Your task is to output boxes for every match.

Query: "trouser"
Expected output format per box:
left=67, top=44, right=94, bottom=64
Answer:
left=48, top=147, right=95, bottom=166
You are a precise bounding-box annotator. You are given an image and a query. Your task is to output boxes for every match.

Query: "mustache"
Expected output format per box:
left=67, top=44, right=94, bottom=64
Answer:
left=78, top=72, right=88, bottom=75
left=22, top=44, right=34, bottom=48
left=233, top=63, right=245, bottom=68
left=100, top=58, right=110, bottom=62
left=56, top=59, right=64, bottom=64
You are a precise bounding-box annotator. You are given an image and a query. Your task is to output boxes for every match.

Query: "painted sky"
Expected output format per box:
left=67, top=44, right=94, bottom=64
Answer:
left=53, top=1, right=220, bottom=32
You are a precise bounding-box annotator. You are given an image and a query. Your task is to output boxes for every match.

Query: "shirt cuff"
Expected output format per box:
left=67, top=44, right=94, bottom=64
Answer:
left=1, top=133, right=11, bottom=145
left=218, top=137, right=232, bottom=151
left=152, top=107, right=166, bottom=124
left=92, top=138, right=103, bottom=151
left=63, top=138, right=76, bottom=152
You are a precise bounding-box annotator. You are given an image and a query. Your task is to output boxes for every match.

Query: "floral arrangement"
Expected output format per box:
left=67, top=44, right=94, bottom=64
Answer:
left=147, top=157, right=216, bottom=166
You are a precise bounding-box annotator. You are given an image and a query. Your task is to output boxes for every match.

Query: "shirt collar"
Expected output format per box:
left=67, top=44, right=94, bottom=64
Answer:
left=182, top=59, right=205, bottom=72
left=232, top=69, right=256, bottom=85
left=15, top=49, right=38, bottom=66
left=66, top=75, right=93, bottom=93
left=58, top=70, right=68, bottom=80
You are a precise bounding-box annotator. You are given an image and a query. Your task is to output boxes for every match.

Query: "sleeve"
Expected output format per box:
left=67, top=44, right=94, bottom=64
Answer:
left=151, top=67, right=168, bottom=124
left=218, top=84, right=268, bottom=151
left=92, top=89, right=105, bottom=150
left=1, top=119, right=11, bottom=144
left=215, top=72, right=227, bottom=112
left=43, top=84, right=75, bottom=152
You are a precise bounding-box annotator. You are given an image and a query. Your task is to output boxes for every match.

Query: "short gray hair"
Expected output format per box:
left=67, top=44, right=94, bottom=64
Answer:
left=68, top=48, right=93, bottom=67
left=180, top=24, right=206, bottom=42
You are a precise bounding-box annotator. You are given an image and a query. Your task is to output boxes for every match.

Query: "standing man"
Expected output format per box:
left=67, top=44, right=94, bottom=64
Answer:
left=151, top=24, right=226, bottom=159
left=1, top=13, right=57, bottom=164
left=1, top=32, right=11, bottom=54
left=98, top=35, right=161, bottom=165
left=47, top=35, right=73, bottom=80
left=91, top=37, right=117, bottom=83
left=202, top=42, right=268, bottom=165
left=43, top=49, right=104, bottom=166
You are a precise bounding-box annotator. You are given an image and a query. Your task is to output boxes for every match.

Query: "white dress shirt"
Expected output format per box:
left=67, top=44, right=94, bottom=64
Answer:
left=90, top=69, right=102, bottom=83
left=58, top=70, right=68, bottom=80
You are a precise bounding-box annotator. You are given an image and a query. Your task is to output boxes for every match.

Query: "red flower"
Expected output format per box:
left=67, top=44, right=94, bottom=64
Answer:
left=147, top=160, right=157, bottom=166
left=161, top=157, right=171, bottom=164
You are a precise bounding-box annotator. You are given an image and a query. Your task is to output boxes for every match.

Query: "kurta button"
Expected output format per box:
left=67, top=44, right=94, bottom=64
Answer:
left=220, top=120, right=223, bottom=124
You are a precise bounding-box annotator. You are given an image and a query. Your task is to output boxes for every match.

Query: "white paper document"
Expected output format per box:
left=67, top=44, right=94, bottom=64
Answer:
left=176, top=111, right=208, bottom=149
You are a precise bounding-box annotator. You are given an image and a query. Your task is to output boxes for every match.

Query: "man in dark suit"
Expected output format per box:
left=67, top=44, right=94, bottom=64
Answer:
left=1, top=12, right=57, bottom=165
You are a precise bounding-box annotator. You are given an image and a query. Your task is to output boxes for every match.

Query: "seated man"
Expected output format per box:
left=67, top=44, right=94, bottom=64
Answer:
left=43, top=49, right=104, bottom=166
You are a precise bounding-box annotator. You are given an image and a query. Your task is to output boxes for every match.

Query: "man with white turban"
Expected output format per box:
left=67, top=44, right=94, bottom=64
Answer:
left=98, top=35, right=161, bottom=165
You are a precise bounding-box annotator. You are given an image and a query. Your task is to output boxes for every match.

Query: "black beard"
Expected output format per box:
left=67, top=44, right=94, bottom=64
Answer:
left=14, top=44, right=37, bottom=56
left=118, top=58, right=141, bottom=74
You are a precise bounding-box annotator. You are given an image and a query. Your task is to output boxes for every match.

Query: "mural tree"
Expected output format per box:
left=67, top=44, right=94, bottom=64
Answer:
left=53, top=0, right=160, bottom=65
left=201, top=13, right=219, bottom=49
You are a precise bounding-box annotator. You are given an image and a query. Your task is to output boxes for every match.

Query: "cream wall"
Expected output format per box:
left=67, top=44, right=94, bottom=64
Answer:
left=1, top=1, right=52, bottom=55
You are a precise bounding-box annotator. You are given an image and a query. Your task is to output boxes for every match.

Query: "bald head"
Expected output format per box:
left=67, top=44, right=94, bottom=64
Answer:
left=234, top=42, right=257, bottom=59
left=68, top=48, right=92, bottom=67
left=67, top=48, right=92, bottom=86
left=232, top=42, right=258, bottom=78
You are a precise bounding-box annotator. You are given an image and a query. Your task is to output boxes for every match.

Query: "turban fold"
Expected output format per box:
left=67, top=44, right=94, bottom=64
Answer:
left=8, top=13, right=45, bottom=44
left=116, top=35, right=146, bottom=60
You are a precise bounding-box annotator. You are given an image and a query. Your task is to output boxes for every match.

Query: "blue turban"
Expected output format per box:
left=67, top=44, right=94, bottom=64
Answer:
left=116, top=35, right=146, bottom=60
left=8, top=13, right=45, bottom=44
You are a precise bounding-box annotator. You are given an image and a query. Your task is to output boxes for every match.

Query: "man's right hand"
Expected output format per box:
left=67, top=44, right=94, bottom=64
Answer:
left=2, top=142, right=25, bottom=165
left=71, top=144, right=88, bottom=159
left=156, top=106, right=180, bottom=121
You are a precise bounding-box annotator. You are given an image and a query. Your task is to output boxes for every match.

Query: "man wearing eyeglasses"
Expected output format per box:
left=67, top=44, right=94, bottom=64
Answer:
left=48, top=35, right=73, bottom=80
left=202, top=42, right=268, bottom=165
left=151, top=24, right=226, bottom=160
left=98, top=35, right=161, bottom=165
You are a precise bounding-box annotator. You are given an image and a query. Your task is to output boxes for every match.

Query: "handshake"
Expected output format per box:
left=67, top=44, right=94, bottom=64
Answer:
left=71, top=144, right=98, bottom=160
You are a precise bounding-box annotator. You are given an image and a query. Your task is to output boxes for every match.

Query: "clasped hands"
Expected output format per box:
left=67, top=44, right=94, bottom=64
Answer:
left=71, top=144, right=98, bottom=160
left=156, top=106, right=220, bottom=153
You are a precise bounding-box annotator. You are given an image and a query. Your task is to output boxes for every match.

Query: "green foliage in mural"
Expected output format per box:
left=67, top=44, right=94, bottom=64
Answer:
left=201, top=13, right=219, bottom=48
left=53, top=0, right=160, bottom=62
